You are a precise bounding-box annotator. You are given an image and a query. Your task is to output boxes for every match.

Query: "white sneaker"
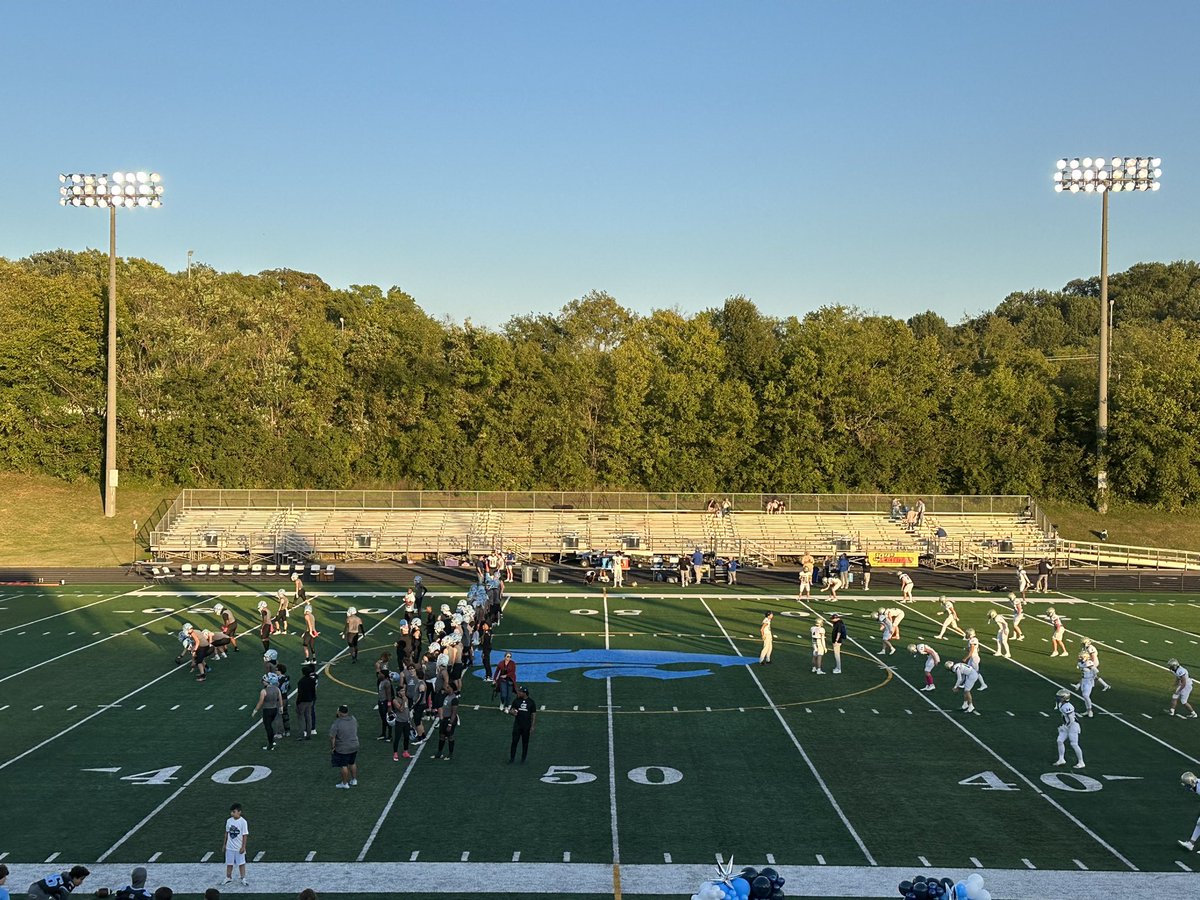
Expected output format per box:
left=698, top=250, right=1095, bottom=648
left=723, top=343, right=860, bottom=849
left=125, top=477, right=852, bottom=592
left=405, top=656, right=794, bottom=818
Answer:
left=1004, top=653, right=1012, bottom=658
left=877, top=650, right=887, bottom=655
left=921, top=685, right=935, bottom=692
left=966, top=706, right=977, bottom=714
left=816, top=670, right=825, bottom=675
left=1073, top=762, right=1086, bottom=769
left=240, top=879, right=249, bottom=887
left=335, top=782, right=350, bottom=789
left=1086, top=709, right=1093, bottom=717
left=1054, top=759, right=1066, bottom=766
left=350, top=778, right=358, bottom=786
left=811, top=667, right=817, bottom=673
left=1179, top=840, right=1196, bottom=852
left=961, top=702, right=968, bottom=710
left=1050, top=651, right=1060, bottom=657
left=832, top=668, right=841, bottom=674
left=1169, top=709, right=1176, bottom=716
left=221, top=878, right=233, bottom=886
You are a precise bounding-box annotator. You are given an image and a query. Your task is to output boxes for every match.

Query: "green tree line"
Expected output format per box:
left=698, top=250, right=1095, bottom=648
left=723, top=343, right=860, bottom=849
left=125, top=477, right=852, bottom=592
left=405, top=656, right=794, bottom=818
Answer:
left=2, top=251, right=1198, bottom=506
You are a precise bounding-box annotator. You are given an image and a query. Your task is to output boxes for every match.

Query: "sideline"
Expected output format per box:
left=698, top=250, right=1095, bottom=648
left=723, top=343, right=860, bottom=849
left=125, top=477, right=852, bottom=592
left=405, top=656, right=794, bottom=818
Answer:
left=700, top=597, right=876, bottom=866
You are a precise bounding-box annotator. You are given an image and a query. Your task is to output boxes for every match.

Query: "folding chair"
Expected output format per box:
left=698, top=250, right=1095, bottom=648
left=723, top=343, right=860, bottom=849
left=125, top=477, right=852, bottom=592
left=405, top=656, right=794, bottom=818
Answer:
left=195, top=563, right=208, bottom=577
left=323, top=563, right=336, bottom=582
left=251, top=564, right=263, bottom=577
left=222, top=563, right=236, bottom=577
left=237, top=563, right=250, bottom=576
left=264, top=563, right=278, bottom=577
left=309, top=563, right=320, bottom=578
left=181, top=564, right=194, bottom=578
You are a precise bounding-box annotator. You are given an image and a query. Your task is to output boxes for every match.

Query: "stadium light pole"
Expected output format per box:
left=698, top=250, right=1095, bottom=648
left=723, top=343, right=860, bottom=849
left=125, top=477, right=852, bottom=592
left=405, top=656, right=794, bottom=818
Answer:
left=1053, top=155, right=1160, bottom=515
left=59, top=171, right=164, bottom=518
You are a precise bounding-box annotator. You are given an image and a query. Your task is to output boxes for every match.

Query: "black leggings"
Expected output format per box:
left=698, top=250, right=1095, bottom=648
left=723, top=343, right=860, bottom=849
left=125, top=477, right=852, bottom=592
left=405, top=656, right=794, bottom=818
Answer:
left=262, top=708, right=278, bottom=747
left=510, top=726, right=530, bottom=762
left=392, top=720, right=410, bottom=754
left=378, top=701, right=391, bottom=738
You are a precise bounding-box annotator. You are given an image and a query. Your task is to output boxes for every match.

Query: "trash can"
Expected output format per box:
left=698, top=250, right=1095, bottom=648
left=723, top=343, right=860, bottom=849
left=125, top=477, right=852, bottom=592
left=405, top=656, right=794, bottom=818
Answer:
left=521, top=565, right=534, bottom=583
left=537, top=565, right=551, bottom=583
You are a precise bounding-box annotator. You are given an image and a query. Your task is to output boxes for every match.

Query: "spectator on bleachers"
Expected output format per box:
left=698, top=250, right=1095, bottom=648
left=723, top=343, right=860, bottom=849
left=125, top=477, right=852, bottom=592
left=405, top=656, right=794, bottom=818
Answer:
left=720, top=498, right=732, bottom=517
left=914, top=498, right=926, bottom=528
left=890, top=498, right=903, bottom=521
left=706, top=498, right=718, bottom=515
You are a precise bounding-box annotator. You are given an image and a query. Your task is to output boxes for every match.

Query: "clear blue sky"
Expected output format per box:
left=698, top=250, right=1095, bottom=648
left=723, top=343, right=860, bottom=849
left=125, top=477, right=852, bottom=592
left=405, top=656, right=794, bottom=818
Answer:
left=4, top=1, right=1197, bottom=327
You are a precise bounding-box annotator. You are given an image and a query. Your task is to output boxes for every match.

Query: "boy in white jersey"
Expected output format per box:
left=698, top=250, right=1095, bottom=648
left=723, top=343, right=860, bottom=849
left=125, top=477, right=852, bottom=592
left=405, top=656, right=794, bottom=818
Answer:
left=1046, top=607, right=1067, bottom=657
left=1009, top=592, right=1025, bottom=641
left=962, top=628, right=989, bottom=690
left=1072, top=653, right=1097, bottom=717
left=986, top=609, right=1011, bottom=658
left=1168, top=659, right=1198, bottom=718
left=1017, top=566, right=1031, bottom=600
left=898, top=571, right=914, bottom=603
left=908, top=642, right=940, bottom=691
left=1177, top=771, right=1200, bottom=851
left=946, top=661, right=979, bottom=713
left=1054, top=689, right=1085, bottom=768
left=221, top=802, right=250, bottom=886
left=936, top=596, right=966, bottom=639
left=810, top=618, right=828, bottom=674
left=1079, top=638, right=1111, bottom=691
left=877, top=611, right=897, bottom=655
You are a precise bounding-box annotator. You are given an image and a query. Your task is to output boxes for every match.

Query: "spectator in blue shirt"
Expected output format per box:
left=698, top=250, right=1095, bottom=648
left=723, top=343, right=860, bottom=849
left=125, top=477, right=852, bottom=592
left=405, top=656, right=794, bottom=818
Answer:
left=837, top=552, right=850, bottom=588
left=728, top=557, right=739, bottom=585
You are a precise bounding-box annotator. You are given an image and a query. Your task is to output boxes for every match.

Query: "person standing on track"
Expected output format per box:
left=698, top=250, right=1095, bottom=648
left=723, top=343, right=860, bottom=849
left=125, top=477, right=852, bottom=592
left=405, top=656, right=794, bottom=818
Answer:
left=343, top=607, right=364, bottom=663
left=759, top=612, right=774, bottom=665
left=1035, top=557, right=1053, bottom=593
left=829, top=612, right=846, bottom=674
left=253, top=673, right=283, bottom=751
left=908, top=642, right=940, bottom=691
left=810, top=617, right=827, bottom=674
left=859, top=555, right=872, bottom=591
left=508, top=684, right=537, bottom=763
left=302, top=601, right=319, bottom=662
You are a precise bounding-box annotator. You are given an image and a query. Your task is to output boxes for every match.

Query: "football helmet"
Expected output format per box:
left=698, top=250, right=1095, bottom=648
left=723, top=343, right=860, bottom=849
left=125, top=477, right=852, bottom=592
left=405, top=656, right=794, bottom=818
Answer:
left=290, top=573, right=300, bottom=582
left=986, top=609, right=998, bottom=621
left=264, top=673, right=280, bottom=686
left=437, top=652, right=450, bottom=669
left=451, top=613, right=463, bottom=626
left=1168, top=658, right=1181, bottom=671
left=263, top=649, right=278, bottom=663
left=434, top=621, right=445, bottom=634
left=1046, top=607, right=1056, bottom=616
left=1056, top=689, right=1071, bottom=703
left=907, top=643, right=918, bottom=654
left=1007, top=592, right=1016, bottom=601
left=940, top=597, right=952, bottom=609
left=1182, top=771, right=1198, bottom=788
left=346, top=607, right=357, bottom=617
left=413, top=575, right=423, bottom=584
left=389, top=671, right=401, bottom=684
left=965, top=627, right=976, bottom=638
left=428, top=641, right=441, bottom=653
left=257, top=599, right=269, bottom=611
left=277, top=589, right=287, bottom=600
left=440, top=604, right=451, bottom=614
left=304, top=604, right=313, bottom=615
left=213, top=603, right=225, bottom=616
left=183, top=623, right=194, bottom=634
left=944, top=660, right=955, bottom=670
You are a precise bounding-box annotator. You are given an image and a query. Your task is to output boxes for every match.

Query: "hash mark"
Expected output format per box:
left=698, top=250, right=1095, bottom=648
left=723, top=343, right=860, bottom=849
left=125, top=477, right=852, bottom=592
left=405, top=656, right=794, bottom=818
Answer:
left=45, top=852, right=60, bottom=863
left=918, top=856, right=930, bottom=867
left=32, top=705, right=44, bottom=711
left=905, top=709, right=913, bottom=715
left=838, top=708, right=845, bottom=714
left=663, top=852, right=672, bottom=863
left=68, top=705, right=77, bottom=711
left=201, top=852, right=213, bottom=863
left=137, top=705, right=146, bottom=711
left=716, top=853, right=724, bottom=865
left=253, top=851, right=264, bottom=862
left=1176, top=861, right=1192, bottom=872
left=1022, top=858, right=1035, bottom=869
left=563, top=851, right=571, bottom=862
left=205, top=705, right=214, bottom=711
left=409, top=851, right=419, bottom=861
left=672, top=706, right=678, bottom=712
left=1039, top=711, right=1049, bottom=717
left=871, top=709, right=879, bottom=715
left=1073, top=859, right=1088, bottom=870
left=1006, top=711, right=1015, bottom=716
left=170, top=705, right=180, bottom=711
left=461, top=851, right=469, bottom=862
left=305, top=851, right=315, bottom=862
left=1141, top=714, right=1153, bottom=719
left=816, top=854, right=826, bottom=865
left=512, top=851, right=521, bottom=862
left=766, top=853, right=775, bottom=864
left=970, top=857, right=982, bottom=868
left=148, top=852, right=161, bottom=862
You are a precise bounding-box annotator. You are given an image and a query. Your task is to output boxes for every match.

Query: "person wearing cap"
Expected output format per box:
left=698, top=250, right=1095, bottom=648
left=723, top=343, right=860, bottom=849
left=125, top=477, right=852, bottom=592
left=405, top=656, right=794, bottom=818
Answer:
left=330, top=704, right=360, bottom=788
left=27, top=865, right=90, bottom=899
left=342, top=607, right=364, bottom=663
left=508, top=684, right=538, bottom=763
left=759, top=612, right=774, bottom=665
left=829, top=612, right=847, bottom=674
left=114, top=867, right=151, bottom=900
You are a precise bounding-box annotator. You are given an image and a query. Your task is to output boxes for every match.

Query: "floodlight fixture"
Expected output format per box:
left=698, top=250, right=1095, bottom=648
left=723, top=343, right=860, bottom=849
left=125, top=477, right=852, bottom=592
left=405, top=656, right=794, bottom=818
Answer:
left=1051, top=155, right=1161, bottom=514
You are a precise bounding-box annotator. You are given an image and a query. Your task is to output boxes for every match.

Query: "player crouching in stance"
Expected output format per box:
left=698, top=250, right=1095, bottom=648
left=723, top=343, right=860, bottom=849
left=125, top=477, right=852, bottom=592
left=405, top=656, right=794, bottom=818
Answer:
left=1072, top=652, right=1097, bottom=717
left=876, top=610, right=897, bottom=655
left=878, top=606, right=904, bottom=640
left=182, top=623, right=213, bottom=682
left=935, top=596, right=966, bottom=639
left=946, top=660, right=979, bottom=714
left=1177, top=771, right=1200, bottom=851
left=898, top=570, right=914, bottom=603
left=986, top=609, right=1011, bottom=658
left=810, top=617, right=827, bottom=674
left=214, top=602, right=239, bottom=653
left=1167, top=659, right=1198, bottom=718
left=909, top=643, right=940, bottom=690
left=343, top=607, right=364, bottom=663
left=1046, top=607, right=1067, bottom=657
left=1054, top=688, right=1085, bottom=768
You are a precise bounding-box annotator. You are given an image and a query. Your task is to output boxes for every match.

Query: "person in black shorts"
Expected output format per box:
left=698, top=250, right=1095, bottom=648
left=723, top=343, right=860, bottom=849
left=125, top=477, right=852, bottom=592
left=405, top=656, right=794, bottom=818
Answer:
left=257, top=600, right=272, bottom=653
left=432, top=686, right=459, bottom=760
left=214, top=603, right=240, bottom=653
left=508, top=684, right=537, bottom=764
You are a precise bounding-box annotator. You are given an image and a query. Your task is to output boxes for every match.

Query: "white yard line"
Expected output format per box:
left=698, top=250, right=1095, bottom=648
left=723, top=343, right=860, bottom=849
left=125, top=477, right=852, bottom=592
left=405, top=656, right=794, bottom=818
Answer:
left=356, top=739, right=430, bottom=861
left=0, top=600, right=209, bottom=686
left=603, top=591, right=622, bottom=882
left=1062, top=592, right=1200, bottom=642
left=701, top=597, right=876, bottom=866
left=0, top=663, right=189, bottom=772
left=802, top=602, right=1138, bottom=872
left=0, top=862, right=1188, bottom=897
left=98, top=605, right=404, bottom=862
left=0, top=586, right=150, bottom=635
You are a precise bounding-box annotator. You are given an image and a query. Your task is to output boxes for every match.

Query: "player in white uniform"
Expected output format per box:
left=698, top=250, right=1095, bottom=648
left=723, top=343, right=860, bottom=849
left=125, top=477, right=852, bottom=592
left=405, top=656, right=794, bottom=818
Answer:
left=898, top=571, right=914, bottom=603
left=1017, top=566, right=1031, bottom=600
left=1072, top=653, right=1097, bottom=716
left=936, top=596, right=966, bottom=639
left=1009, top=592, right=1025, bottom=641
left=1054, top=688, right=1085, bottom=768
left=1177, top=771, right=1200, bottom=851
left=810, top=618, right=828, bottom=674
left=908, top=642, right=940, bottom=691
left=877, top=611, right=897, bottom=655
left=946, top=660, right=978, bottom=713
left=877, top=606, right=904, bottom=640
left=962, top=628, right=989, bottom=690
left=986, top=609, right=1011, bottom=658
left=1079, top=638, right=1111, bottom=691
left=1168, top=659, right=1198, bottom=718
left=1046, top=607, right=1067, bottom=657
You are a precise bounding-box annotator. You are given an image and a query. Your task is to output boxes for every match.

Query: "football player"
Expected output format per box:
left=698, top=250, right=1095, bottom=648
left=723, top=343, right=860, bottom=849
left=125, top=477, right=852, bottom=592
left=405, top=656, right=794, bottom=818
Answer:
left=1054, top=688, right=1085, bottom=768
left=898, top=571, right=914, bottom=603
left=214, top=602, right=240, bottom=653
left=962, top=627, right=989, bottom=690
left=986, top=609, right=1012, bottom=658
left=946, top=660, right=979, bottom=713
left=908, top=642, right=940, bottom=691
left=1167, top=659, right=1198, bottom=718
left=810, top=617, right=827, bottom=674
left=188, top=623, right=213, bottom=682
left=1072, top=653, right=1097, bottom=717
left=1017, top=566, right=1031, bottom=601
left=1080, top=638, right=1111, bottom=691
left=1046, top=607, right=1067, bottom=657
left=935, top=596, right=966, bottom=639
left=878, top=606, right=905, bottom=640
left=829, top=612, right=847, bottom=674
left=205, top=627, right=232, bottom=661
left=302, top=600, right=319, bottom=662
left=257, top=599, right=273, bottom=653
left=1176, top=771, right=1200, bottom=851
left=273, top=589, right=291, bottom=636
left=1009, top=592, right=1025, bottom=641
left=343, top=607, right=364, bottom=663
left=877, top=610, right=897, bottom=656
left=290, top=571, right=307, bottom=604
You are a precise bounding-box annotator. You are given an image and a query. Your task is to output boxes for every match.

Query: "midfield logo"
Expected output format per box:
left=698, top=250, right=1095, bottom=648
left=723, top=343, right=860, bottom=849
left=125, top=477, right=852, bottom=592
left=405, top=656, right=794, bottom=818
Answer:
left=476, top=648, right=757, bottom=683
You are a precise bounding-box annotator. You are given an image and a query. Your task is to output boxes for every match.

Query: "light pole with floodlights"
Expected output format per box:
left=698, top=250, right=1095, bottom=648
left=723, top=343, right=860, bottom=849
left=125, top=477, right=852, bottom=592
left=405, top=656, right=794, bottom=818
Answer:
left=1052, top=155, right=1160, bottom=514
left=59, top=170, right=164, bottom=518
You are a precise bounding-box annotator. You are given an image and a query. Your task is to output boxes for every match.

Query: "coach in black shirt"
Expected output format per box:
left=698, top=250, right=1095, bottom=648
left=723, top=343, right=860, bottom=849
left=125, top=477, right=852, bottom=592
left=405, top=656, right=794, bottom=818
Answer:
left=508, top=685, right=537, bottom=764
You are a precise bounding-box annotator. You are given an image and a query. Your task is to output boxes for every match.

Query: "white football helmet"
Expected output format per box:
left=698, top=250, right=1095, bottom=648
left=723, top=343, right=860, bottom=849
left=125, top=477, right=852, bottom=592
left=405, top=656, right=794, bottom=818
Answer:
left=277, top=589, right=287, bottom=600
left=1167, top=658, right=1181, bottom=672
left=440, top=604, right=451, bottom=614
left=1056, top=689, right=1071, bottom=704
left=1007, top=592, right=1016, bottom=601
left=965, top=627, right=976, bottom=638
left=943, top=660, right=955, bottom=671
left=263, top=649, right=278, bottom=663
left=213, top=603, right=225, bottom=616
left=451, top=613, right=463, bottom=626
left=428, top=641, right=441, bottom=653
left=907, top=643, right=918, bottom=654
left=1182, top=771, right=1198, bottom=788
left=290, top=573, right=300, bottom=582
left=437, top=652, right=450, bottom=668
left=986, top=609, right=998, bottom=621
left=346, top=607, right=357, bottom=617
left=434, top=621, right=445, bottom=634
left=1046, top=607, right=1057, bottom=617
left=257, top=599, right=269, bottom=611
left=183, top=623, right=194, bottom=634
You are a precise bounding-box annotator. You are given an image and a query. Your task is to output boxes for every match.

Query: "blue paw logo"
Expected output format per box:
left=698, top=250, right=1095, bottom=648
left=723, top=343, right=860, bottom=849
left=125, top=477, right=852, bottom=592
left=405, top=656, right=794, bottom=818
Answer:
left=476, top=649, right=757, bottom=683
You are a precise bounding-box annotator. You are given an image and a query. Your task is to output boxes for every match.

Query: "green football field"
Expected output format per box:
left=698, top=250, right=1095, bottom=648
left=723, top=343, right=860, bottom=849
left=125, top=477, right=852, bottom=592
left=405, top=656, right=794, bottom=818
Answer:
left=1, top=579, right=1199, bottom=900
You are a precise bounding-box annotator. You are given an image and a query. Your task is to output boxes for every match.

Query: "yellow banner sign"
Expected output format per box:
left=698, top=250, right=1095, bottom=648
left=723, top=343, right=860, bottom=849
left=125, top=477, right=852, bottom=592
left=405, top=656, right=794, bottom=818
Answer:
left=867, top=550, right=920, bottom=568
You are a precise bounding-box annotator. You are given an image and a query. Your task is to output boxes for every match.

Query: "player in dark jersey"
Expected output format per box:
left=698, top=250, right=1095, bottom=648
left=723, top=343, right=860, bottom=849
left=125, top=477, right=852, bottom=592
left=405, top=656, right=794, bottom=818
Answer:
left=432, top=686, right=459, bottom=760
left=213, top=602, right=240, bottom=652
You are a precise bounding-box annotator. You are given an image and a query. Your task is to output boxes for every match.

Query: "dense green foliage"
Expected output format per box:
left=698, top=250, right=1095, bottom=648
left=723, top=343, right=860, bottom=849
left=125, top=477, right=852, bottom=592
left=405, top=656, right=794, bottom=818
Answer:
left=2, top=252, right=1198, bottom=506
